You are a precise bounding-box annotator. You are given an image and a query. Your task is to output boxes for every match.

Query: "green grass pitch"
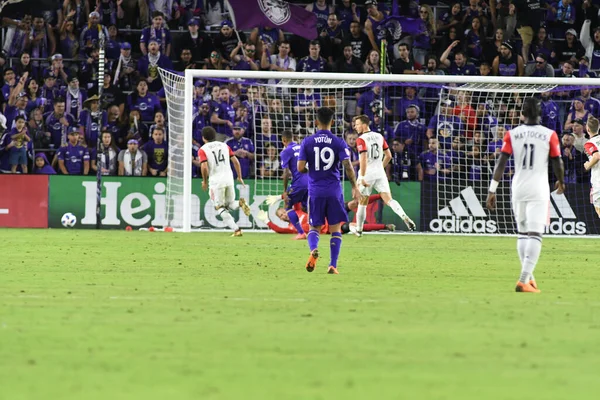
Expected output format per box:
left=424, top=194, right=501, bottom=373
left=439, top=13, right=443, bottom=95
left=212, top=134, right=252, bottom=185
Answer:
left=1, top=229, right=600, bottom=399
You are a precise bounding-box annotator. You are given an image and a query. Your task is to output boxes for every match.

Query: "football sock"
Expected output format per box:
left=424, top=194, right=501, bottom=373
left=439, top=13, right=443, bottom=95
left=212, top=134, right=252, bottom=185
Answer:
left=307, top=229, right=320, bottom=252
left=218, top=209, right=239, bottom=232
left=517, top=235, right=534, bottom=281
left=519, top=236, right=543, bottom=284
left=330, top=232, right=342, bottom=268
left=363, top=223, right=386, bottom=231
left=356, top=204, right=367, bottom=232
left=286, top=209, right=304, bottom=235
left=388, top=199, right=407, bottom=219
left=228, top=200, right=239, bottom=211
left=368, top=194, right=381, bottom=204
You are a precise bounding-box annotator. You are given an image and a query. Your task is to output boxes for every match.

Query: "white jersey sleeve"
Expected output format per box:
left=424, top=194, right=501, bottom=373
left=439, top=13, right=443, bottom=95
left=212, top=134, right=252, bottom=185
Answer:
left=199, top=142, right=235, bottom=188
left=584, top=135, right=600, bottom=193
left=356, top=131, right=389, bottom=179
left=502, top=124, right=561, bottom=201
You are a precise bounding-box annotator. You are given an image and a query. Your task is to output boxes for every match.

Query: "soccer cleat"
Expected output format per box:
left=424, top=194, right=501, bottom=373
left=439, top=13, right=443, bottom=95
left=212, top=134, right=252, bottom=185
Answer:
left=402, top=216, right=416, bottom=231
left=231, top=229, right=243, bottom=237
left=327, top=266, right=339, bottom=275
left=386, top=224, right=396, bottom=232
left=293, top=233, right=307, bottom=240
left=529, top=280, right=540, bottom=291
left=306, top=249, right=319, bottom=272
left=239, top=198, right=251, bottom=217
left=515, top=281, right=540, bottom=293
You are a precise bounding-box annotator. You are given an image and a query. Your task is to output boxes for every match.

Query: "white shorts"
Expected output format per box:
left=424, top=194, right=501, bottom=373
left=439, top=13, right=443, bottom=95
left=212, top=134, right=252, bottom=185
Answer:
left=210, top=185, right=235, bottom=209
left=512, top=200, right=549, bottom=234
left=591, top=188, right=600, bottom=207
left=359, top=176, right=391, bottom=196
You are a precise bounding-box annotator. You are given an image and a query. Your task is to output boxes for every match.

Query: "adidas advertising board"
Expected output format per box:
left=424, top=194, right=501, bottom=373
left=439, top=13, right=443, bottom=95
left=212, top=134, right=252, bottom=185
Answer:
left=427, top=185, right=598, bottom=235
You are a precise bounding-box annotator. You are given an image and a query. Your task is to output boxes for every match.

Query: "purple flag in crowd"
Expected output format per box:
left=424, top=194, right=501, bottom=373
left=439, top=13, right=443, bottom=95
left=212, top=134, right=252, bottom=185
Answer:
left=373, top=15, right=424, bottom=43
left=226, top=0, right=317, bottom=40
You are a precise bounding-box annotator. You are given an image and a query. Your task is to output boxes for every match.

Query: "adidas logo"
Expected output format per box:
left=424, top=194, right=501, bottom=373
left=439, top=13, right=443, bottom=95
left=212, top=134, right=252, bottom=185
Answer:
left=547, top=190, right=586, bottom=234
left=430, top=187, right=498, bottom=233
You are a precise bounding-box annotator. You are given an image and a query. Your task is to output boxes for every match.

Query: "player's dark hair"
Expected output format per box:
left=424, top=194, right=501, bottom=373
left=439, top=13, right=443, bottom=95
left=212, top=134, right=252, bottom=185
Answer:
left=352, top=114, right=370, bottom=125
left=202, top=126, right=217, bottom=142
left=316, top=107, right=334, bottom=127
left=522, top=97, right=541, bottom=121
left=282, top=130, right=293, bottom=141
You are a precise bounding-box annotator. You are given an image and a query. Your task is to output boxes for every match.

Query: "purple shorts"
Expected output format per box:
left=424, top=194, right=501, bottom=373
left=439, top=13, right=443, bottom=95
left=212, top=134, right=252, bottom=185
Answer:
left=285, top=186, right=308, bottom=210
left=308, top=194, right=348, bottom=227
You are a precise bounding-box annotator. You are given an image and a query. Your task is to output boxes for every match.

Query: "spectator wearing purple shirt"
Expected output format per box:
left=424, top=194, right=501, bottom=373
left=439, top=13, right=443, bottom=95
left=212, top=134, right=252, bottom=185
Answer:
left=79, top=12, right=109, bottom=57
left=140, top=12, right=172, bottom=57
left=230, top=42, right=260, bottom=71
left=105, top=24, right=123, bottom=61
left=57, top=127, right=90, bottom=175
left=426, top=107, right=465, bottom=150
left=297, top=41, right=329, bottom=72
left=465, top=17, right=485, bottom=65
left=336, top=0, right=360, bottom=32
left=30, top=16, right=56, bottom=72
left=60, top=76, right=87, bottom=120
left=7, top=116, right=31, bottom=173
left=394, top=105, right=426, bottom=156
left=294, top=88, right=322, bottom=114
left=45, top=97, right=77, bottom=149
left=1, top=68, right=17, bottom=107
left=397, top=86, right=426, bottom=121
left=418, top=138, right=447, bottom=181
left=210, top=87, right=236, bottom=139
left=127, top=79, right=162, bottom=122
left=114, top=42, right=138, bottom=92
left=225, top=123, right=254, bottom=179
left=250, top=26, right=284, bottom=55
left=79, top=47, right=104, bottom=92
left=541, top=91, right=562, bottom=134
left=143, top=127, right=168, bottom=176
left=440, top=42, right=478, bottom=75
left=137, top=39, right=174, bottom=92
left=319, top=13, right=345, bottom=64
left=62, top=0, right=90, bottom=31
left=356, top=86, right=392, bottom=123
left=255, top=115, right=278, bottom=153
left=413, top=5, right=435, bottom=65
left=98, top=0, right=123, bottom=27
left=192, top=102, right=211, bottom=151
left=42, top=54, right=69, bottom=90
left=78, top=95, right=108, bottom=148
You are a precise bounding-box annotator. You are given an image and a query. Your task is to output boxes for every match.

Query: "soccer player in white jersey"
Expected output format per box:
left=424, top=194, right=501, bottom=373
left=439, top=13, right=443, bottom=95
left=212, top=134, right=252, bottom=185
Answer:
left=352, top=115, right=416, bottom=236
left=198, top=127, right=251, bottom=236
left=486, top=98, right=565, bottom=293
left=584, top=116, right=600, bottom=218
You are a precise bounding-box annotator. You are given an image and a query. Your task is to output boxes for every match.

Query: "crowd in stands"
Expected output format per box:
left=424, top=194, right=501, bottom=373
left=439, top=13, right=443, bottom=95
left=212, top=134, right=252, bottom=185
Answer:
left=0, top=0, right=597, bottom=187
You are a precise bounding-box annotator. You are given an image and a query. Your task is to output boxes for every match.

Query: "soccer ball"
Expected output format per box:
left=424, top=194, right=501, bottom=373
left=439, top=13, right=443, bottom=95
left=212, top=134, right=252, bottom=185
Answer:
left=61, top=213, right=77, bottom=228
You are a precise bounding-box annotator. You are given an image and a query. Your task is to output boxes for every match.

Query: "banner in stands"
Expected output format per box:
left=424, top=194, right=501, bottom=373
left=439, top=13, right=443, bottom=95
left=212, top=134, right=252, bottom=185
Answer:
left=422, top=182, right=600, bottom=235
left=0, top=175, right=49, bottom=228
left=48, top=177, right=422, bottom=230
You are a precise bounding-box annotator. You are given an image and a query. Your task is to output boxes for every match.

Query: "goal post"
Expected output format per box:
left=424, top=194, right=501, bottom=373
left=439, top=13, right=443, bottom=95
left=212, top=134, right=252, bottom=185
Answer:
left=160, top=68, right=600, bottom=235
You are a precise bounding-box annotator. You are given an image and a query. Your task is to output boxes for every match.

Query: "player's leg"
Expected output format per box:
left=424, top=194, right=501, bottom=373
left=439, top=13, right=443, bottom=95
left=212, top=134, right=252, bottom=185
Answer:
left=213, top=186, right=241, bottom=236
left=594, top=194, right=600, bottom=218
left=514, top=201, right=542, bottom=293
left=305, top=196, right=323, bottom=272
left=325, top=195, right=350, bottom=274
left=378, top=181, right=415, bottom=230
left=355, top=182, right=372, bottom=237
left=286, top=189, right=307, bottom=239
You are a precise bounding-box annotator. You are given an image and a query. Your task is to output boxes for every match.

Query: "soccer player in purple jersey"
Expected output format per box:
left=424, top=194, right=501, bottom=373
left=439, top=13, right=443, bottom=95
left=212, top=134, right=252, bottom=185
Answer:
left=298, top=107, right=360, bottom=274
left=281, top=130, right=309, bottom=240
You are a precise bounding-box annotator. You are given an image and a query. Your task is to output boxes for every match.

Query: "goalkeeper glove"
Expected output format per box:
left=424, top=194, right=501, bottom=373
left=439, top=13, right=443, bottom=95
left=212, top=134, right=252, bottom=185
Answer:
left=256, top=210, right=269, bottom=224
left=265, top=195, right=282, bottom=206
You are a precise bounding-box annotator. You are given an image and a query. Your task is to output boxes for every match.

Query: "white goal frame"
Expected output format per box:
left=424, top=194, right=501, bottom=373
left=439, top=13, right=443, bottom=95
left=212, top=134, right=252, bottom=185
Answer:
left=178, top=69, right=600, bottom=232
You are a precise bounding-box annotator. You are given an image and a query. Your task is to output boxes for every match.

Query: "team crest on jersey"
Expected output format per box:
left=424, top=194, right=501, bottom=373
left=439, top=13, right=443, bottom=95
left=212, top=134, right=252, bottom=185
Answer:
left=438, top=122, right=453, bottom=137
left=258, top=0, right=291, bottom=26
left=154, top=148, right=165, bottom=164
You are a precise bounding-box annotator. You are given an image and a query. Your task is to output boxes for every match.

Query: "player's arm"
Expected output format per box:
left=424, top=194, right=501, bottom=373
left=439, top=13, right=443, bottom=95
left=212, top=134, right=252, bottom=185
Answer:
left=382, top=139, right=391, bottom=169
left=584, top=142, right=600, bottom=170
left=487, top=130, right=512, bottom=210
left=230, top=155, right=244, bottom=182
left=549, top=132, right=565, bottom=193
left=356, top=137, right=368, bottom=181
left=342, top=159, right=360, bottom=201
left=282, top=168, right=291, bottom=192
left=297, top=160, right=308, bottom=173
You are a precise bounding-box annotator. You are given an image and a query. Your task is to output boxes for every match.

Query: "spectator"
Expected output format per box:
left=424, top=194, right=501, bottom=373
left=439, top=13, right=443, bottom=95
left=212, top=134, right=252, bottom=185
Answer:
left=578, top=56, right=596, bottom=78
left=125, top=109, right=149, bottom=143
left=306, top=0, right=334, bottom=32
left=485, top=27, right=505, bottom=65
left=8, top=115, right=30, bottom=173
left=5, top=17, right=31, bottom=58
left=364, top=0, right=389, bottom=52
left=356, top=85, right=391, bottom=122
left=525, top=53, right=555, bottom=77
left=530, top=26, right=555, bottom=62
left=371, top=113, right=393, bottom=140
left=33, top=152, right=56, bottom=174
left=478, top=61, right=492, bottom=76
left=90, top=130, right=119, bottom=176
left=57, top=127, right=90, bottom=175
left=580, top=20, right=600, bottom=69
left=140, top=11, right=172, bottom=57
left=225, top=123, right=254, bottom=179
left=176, top=48, right=199, bottom=71
left=15, top=53, right=34, bottom=82
left=79, top=12, right=108, bottom=56
left=578, top=0, right=599, bottom=35
left=394, top=104, right=426, bottom=157
left=511, top=0, right=547, bottom=63
left=2, top=68, right=17, bottom=105
left=255, top=115, right=278, bottom=152
left=297, top=41, right=328, bottom=72
left=62, top=0, right=90, bottom=31
left=364, top=49, right=387, bottom=74
left=95, top=71, right=125, bottom=113
left=392, top=43, right=422, bottom=74
left=105, top=105, right=127, bottom=147
left=118, top=139, right=148, bottom=176
left=426, top=101, right=464, bottom=146
left=249, top=26, right=284, bottom=55
left=229, top=42, right=260, bottom=71
left=492, top=42, right=524, bottom=76
left=453, top=91, right=477, bottom=136
left=5, top=80, right=30, bottom=129
left=44, top=54, right=69, bottom=89
left=143, top=126, right=168, bottom=176
left=565, top=103, right=590, bottom=132
left=571, top=119, right=587, bottom=152
left=214, top=21, right=245, bottom=61
left=258, top=142, right=280, bottom=178
left=203, top=50, right=228, bottom=70
left=61, top=76, right=87, bottom=120
left=45, top=97, right=76, bottom=148
left=210, top=87, right=236, bottom=140
left=438, top=2, right=463, bottom=34
left=177, top=18, right=213, bottom=63
left=436, top=25, right=462, bottom=61
left=414, top=5, right=435, bottom=66
left=114, top=42, right=138, bottom=92
left=29, top=107, right=51, bottom=149
left=79, top=95, right=107, bottom=147
left=192, top=102, right=211, bottom=149
left=268, top=98, right=293, bottom=130
left=30, top=16, right=56, bottom=71
left=149, top=110, right=168, bottom=139
left=105, top=24, right=123, bottom=61
left=462, top=0, right=488, bottom=28
left=555, top=59, right=575, bottom=78
left=547, top=0, right=575, bottom=39
left=204, top=0, right=227, bottom=27
left=79, top=46, right=103, bottom=92
left=261, top=41, right=296, bottom=72
left=148, top=0, right=180, bottom=24
left=137, top=39, right=174, bottom=92
left=556, top=28, right=585, bottom=64
left=319, top=13, right=345, bottom=63
left=440, top=43, right=477, bottom=75
left=334, top=44, right=364, bottom=73
left=465, top=17, right=485, bottom=65
left=347, top=21, right=370, bottom=61
left=344, top=129, right=359, bottom=174
left=235, top=105, right=250, bottom=131
left=541, top=91, right=562, bottom=134
left=397, top=86, right=425, bottom=120
left=97, top=0, right=124, bottom=28
left=418, top=138, right=444, bottom=181
left=561, top=132, right=586, bottom=183
left=336, top=0, right=360, bottom=32
left=579, top=88, right=600, bottom=117
left=58, top=16, right=80, bottom=60
left=387, top=138, right=417, bottom=182
left=127, top=79, right=162, bottom=122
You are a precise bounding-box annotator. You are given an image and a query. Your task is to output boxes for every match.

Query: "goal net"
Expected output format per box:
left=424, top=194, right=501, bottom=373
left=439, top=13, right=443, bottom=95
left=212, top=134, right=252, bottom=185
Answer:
left=159, top=69, right=600, bottom=236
